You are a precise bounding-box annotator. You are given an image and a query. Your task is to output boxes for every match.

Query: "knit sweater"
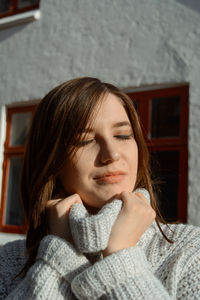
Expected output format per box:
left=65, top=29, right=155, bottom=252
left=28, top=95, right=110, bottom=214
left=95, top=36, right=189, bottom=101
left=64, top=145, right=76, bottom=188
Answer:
left=0, top=191, right=200, bottom=299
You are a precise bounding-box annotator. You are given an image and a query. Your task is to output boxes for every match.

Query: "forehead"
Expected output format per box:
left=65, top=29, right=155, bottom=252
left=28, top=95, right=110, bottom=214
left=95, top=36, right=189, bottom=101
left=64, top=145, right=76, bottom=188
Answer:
left=92, top=93, right=130, bottom=124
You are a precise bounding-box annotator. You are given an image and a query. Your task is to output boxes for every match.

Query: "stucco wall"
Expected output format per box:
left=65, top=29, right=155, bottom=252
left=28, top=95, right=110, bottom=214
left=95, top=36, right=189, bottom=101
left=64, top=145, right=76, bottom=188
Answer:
left=0, top=0, right=200, bottom=242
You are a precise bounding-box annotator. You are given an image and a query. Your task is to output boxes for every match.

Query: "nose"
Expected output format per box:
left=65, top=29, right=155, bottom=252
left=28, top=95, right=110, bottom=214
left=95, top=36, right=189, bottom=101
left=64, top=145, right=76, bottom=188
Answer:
left=99, top=140, right=120, bottom=164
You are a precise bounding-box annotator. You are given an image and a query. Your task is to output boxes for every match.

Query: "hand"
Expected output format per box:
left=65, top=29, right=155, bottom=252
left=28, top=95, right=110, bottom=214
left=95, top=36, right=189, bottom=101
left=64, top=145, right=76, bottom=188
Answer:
left=103, top=191, right=156, bottom=257
left=46, top=193, right=83, bottom=242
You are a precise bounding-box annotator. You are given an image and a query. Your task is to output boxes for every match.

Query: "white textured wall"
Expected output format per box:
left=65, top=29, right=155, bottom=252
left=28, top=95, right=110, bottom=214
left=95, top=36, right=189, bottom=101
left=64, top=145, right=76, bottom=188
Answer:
left=0, top=0, right=200, bottom=242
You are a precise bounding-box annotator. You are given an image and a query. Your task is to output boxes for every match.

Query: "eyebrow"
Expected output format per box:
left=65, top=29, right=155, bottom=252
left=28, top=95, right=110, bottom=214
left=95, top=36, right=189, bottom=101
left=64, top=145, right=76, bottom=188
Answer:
left=112, top=121, right=131, bottom=128
left=81, top=121, right=132, bottom=133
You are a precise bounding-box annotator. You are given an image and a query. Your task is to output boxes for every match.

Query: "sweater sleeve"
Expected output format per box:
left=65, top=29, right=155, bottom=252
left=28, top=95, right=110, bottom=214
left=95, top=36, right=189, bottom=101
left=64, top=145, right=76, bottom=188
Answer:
left=177, top=248, right=200, bottom=299
left=0, top=235, right=91, bottom=300
left=71, top=246, right=171, bottom=300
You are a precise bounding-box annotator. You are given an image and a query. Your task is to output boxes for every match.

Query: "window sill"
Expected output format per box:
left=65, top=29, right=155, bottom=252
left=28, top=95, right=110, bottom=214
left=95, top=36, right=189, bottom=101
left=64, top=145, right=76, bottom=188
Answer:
left=0, top=232, right=25, bottom=246
left=0, top=9, right=40, bottom=29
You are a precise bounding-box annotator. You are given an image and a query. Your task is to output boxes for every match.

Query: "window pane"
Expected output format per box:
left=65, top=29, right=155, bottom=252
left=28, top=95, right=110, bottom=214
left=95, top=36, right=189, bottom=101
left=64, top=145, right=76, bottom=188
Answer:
left=133, top=100, right=138, bottom=113
left=151, top=151, right=179, bottom=221
left=151, top=97, right=180, bottom=138
left=10, top=112, right=32, bottom=146
left=0, top=0, right=10, bottom=13
left=4, top=157, right=24, bottom=226
left=18, top=0, right=39, bottom=9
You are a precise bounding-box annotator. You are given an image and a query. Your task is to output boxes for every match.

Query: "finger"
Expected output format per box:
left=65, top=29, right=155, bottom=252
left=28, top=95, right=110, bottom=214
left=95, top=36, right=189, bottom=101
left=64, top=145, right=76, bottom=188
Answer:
left=121, top=191, right=149, bottom=211
left=46, top=193, right=82, bottom=213
left=46, top=198, right=63, bottom=208
left=61, top=193, right=82, bottom=206
left=121, top=191, right=135, bottom=205
left=133, top=188, right=150, bottom=203
left=134, top=192, right=149, bottom=205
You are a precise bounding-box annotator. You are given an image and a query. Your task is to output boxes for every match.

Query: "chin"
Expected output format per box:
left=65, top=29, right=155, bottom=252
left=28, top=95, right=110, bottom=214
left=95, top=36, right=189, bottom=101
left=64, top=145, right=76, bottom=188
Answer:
left=82, top=185, right=134, bottom=209
left=95, top=193, right=122, bottom=207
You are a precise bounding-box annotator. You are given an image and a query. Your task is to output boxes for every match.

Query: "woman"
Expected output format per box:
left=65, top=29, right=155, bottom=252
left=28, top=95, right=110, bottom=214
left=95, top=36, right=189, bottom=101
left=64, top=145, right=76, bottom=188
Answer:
left=0, top=77, right=200, bottom=299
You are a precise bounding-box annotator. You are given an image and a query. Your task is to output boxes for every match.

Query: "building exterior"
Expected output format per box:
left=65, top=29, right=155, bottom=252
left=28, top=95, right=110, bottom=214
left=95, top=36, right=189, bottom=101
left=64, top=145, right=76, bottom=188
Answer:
left=1, top=0, right=200, bottom=244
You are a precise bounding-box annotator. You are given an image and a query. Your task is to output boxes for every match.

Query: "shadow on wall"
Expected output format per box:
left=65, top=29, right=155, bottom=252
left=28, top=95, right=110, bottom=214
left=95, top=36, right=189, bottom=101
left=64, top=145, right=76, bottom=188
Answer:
left=0, top=22, right=29, bottom=42
left=176, top=0, right=200, bottom=14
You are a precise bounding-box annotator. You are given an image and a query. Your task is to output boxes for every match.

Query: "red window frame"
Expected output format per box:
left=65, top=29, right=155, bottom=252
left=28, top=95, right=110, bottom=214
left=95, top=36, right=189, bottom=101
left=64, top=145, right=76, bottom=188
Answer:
left=0, top=105, right=37, bottom=234
left=0, top=0, right=40, bottom=19
left=127, top=85, right=189, bottom=223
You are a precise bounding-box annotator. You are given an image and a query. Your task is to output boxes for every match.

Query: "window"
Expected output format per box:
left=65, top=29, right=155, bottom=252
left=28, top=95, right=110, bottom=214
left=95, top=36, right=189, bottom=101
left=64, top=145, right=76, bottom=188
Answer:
left=127, top=85, right=189, bottom=223
left=0, top=105, right=36, bottom=234
left=0, top=0, right=40, bottom=18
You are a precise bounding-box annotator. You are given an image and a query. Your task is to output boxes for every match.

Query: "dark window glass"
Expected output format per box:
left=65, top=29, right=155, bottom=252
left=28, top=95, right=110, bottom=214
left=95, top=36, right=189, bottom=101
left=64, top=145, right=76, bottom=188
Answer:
left=0, top=0, right=10, bottom=13
left=18, top=0, right=38, bottom=9
left=10, top=112, right=32, bottom=146
left=151, top=97, right=180, bottom=138
left=5, top=157, right=24, bottom=226
left=133, top=100, right=138, bottom=113
left=151, top=151, right=179, bottom=221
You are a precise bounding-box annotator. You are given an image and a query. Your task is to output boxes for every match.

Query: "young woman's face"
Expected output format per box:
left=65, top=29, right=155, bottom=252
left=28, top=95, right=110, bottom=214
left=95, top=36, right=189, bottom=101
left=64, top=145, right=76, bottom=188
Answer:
left=59, top=93, right=138, bottom=208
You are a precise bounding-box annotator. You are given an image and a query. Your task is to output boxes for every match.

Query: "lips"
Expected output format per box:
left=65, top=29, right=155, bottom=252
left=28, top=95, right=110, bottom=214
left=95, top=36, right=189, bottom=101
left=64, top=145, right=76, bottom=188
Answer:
left=93, top=171, right=126, bottom=184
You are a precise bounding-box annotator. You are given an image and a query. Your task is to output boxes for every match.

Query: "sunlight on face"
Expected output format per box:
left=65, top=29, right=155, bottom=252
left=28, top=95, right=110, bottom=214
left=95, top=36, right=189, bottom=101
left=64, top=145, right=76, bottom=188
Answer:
left=59, top=93, right=138, bottom=208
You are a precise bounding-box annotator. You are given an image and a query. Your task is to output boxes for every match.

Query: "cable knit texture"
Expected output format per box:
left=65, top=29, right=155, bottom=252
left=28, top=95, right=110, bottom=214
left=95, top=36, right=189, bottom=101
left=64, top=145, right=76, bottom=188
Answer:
left=0, top=189, right=200, bottom=299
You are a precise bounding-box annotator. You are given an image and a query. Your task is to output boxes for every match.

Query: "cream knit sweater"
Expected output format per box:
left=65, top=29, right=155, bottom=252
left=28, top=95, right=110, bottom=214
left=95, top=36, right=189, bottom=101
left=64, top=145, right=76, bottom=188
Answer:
left=0, top=190, right=200, bottom=299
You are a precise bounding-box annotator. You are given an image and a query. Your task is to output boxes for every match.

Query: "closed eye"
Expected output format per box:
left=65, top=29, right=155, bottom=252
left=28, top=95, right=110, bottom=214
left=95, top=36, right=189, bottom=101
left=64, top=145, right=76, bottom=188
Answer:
left=78, top=139, right=94, bottom=146
left=114, top=134, right=133, bottom=140
left=77, top=134, right=133, bottom=146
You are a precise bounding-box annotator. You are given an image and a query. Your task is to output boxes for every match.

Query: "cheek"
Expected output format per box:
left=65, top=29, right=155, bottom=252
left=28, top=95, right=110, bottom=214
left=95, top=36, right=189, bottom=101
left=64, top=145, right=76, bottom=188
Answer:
left=68, top=157, right=91, bottom=191
left=128, top=145, right=138, bottom=179
left=74, top=149, right=92, bottom=171
left=59, top=160, right=79, bottom=190
left=129, top=142, right=138, bottom=165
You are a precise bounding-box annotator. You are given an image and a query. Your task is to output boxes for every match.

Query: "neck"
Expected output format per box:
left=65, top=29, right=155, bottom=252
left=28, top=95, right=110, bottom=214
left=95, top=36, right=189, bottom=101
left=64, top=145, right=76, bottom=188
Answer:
left=84, top=204, right=100, bottom=215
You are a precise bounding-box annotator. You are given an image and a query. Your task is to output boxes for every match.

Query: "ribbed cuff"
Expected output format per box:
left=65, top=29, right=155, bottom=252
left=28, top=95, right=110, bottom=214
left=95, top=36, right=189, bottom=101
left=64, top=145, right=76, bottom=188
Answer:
left=71, top=246, right=150, bottom=299
left=37, top=235, right=91, bottom=282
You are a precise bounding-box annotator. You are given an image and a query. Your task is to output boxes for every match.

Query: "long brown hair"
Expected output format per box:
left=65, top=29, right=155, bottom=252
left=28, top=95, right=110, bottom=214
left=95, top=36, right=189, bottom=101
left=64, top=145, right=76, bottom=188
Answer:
left=20, top=77, right=171, bottom=276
